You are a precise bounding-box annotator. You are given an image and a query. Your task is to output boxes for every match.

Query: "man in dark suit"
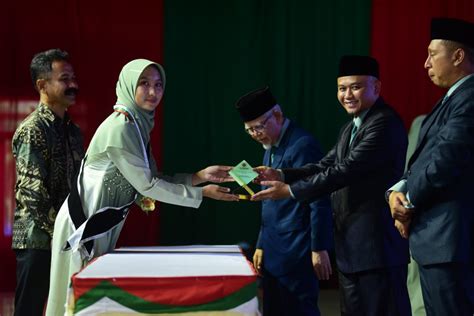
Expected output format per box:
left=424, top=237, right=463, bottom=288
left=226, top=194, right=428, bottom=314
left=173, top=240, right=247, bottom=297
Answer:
left=235, top=87, right=333, bottom=316
left=389, top=18, right=474, bottom=316
left=252, top=56, right=411, bottom=316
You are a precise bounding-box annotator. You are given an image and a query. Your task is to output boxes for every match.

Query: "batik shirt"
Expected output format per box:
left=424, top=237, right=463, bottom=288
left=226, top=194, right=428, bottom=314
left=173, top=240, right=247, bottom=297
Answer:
left=12, top=103, right=84, bottom=250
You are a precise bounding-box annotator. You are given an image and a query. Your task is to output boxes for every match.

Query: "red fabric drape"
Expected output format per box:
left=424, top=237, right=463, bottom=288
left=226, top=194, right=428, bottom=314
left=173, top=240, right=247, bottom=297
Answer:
left=0, top=0, right=164, bottom=291
left=371, top=0, right=474, bottom=127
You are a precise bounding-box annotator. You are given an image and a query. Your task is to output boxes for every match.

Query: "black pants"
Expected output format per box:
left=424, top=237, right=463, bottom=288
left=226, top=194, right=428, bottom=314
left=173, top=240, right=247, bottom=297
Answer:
left=418, top=262, right=474, bottom=316
left=14, top=249, right=51, bottom=316
left=338, top=266, right=411, bottom=316
left=262, top=267, right=320, bottom=316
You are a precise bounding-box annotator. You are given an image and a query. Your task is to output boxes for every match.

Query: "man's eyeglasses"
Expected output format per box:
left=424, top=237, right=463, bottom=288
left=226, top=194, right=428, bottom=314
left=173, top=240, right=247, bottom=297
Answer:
left=245, top=114, right=273, bottom=135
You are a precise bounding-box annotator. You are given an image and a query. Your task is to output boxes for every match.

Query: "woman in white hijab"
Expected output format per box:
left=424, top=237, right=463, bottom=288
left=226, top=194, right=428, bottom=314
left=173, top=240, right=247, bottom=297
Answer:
left=46, top=59, right=238, bottom=316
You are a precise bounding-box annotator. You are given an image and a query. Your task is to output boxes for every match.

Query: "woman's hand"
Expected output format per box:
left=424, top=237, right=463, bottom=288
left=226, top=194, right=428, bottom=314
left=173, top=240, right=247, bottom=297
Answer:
left=193, top=166, right=234, bottom=185
left=202, top=184, right=239, bottom=201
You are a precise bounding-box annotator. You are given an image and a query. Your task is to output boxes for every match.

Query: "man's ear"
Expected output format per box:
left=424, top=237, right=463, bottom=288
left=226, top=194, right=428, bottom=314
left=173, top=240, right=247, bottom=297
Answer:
left=374, top=78, right=382, bottom=95
left=453, top=48, right=465, bottom=66
left=274, top=109, right=284, bottom=124
left=36, top=78, right=46, bottom=93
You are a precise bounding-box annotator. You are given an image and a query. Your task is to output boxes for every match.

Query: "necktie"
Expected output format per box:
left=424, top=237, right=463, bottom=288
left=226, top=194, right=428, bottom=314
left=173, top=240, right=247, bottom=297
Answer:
left=349, top=122, right=358, bottom=144
left=270, top=147, right=275, bottom=165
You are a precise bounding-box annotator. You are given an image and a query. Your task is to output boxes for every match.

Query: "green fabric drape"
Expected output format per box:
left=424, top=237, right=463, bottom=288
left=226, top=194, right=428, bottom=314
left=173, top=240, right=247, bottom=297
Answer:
left=161, top=0, right=371, bottom=246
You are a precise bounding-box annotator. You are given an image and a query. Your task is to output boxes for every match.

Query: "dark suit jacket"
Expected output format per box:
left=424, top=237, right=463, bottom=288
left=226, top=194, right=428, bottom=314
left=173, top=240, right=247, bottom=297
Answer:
left=406, top=75, right=474, bottom=266
left=257, top=121, right=333, bottom=277
left=284, top=98, right=409, bottom=273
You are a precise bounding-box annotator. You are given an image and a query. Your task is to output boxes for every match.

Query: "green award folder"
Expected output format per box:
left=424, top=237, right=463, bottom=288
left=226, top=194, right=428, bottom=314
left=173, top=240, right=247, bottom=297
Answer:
left=229, top=160, right=258, bottom=199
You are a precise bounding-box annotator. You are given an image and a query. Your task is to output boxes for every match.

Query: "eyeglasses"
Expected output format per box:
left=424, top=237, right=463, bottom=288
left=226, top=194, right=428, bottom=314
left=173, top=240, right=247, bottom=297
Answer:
left=245, top=114, right=273, bottom=135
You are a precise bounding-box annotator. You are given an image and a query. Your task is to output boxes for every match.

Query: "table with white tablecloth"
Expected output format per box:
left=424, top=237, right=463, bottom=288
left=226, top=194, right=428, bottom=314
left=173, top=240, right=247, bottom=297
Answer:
left=67, top=245, right=259, bottom=315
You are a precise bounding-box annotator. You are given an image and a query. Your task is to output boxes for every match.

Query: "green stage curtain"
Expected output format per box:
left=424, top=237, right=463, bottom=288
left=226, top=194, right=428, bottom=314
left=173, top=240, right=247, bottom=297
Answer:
left=161, top=0, right=371, bottom=246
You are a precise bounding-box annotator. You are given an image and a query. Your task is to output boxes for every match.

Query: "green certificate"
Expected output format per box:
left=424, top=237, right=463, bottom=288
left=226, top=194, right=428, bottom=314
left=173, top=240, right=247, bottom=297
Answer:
left=229, top=160, right=258, bottom=196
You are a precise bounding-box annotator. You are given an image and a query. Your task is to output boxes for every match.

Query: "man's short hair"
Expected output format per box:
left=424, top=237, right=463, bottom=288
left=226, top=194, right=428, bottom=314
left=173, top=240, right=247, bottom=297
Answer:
left=440, top=40, right=474, bottom=65
left=30, top=48, right=69, bottom=89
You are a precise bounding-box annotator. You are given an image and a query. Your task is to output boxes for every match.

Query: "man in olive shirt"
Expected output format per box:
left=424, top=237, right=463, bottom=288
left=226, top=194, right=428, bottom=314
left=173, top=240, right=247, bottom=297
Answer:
left=12, top=49, right=84, bottom=316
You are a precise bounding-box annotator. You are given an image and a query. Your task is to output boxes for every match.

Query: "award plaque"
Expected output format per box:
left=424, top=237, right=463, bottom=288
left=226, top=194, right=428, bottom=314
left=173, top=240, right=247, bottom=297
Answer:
left=229, top=160, right=258, bottom=200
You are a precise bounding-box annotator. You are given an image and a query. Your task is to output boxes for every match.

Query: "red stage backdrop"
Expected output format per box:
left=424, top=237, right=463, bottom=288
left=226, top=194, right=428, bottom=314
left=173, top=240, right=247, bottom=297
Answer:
left=371, top=0, right=474, bottom=126
left=0, top=0, right=164, bottom=291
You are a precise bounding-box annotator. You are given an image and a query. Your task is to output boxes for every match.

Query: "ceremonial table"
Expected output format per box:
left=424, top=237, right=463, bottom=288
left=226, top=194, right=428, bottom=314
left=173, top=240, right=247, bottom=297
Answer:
left=67, top=245, right=259, bottom=315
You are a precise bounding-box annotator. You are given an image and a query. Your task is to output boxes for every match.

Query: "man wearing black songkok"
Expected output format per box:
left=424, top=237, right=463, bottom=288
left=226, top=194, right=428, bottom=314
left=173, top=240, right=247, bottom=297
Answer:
left=389, top=17, right=474, bottom=315
left=252, top=55, right=411, bottom=315
left=235, top=87, right=333, bottom=316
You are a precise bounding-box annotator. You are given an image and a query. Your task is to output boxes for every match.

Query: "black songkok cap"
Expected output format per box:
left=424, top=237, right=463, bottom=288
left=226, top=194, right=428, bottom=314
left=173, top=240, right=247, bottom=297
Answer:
left=431, top=17, right=474, bottom=49
left=338, top=55, right=379, bottom=79
left=235, top=86, right=277, bottom=122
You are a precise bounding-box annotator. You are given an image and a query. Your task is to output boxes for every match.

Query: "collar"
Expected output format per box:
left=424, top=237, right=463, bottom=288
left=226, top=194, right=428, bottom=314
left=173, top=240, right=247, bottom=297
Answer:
left=353, top=108, right=369, bottom=128
left=447, top=73, right=474, bottom=98
left=38, top=103, right=70, bottom=124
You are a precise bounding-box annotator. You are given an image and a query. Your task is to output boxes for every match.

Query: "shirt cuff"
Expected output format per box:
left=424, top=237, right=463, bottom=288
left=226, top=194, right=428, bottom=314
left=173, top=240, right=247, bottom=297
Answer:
left=389, top=179, right=407, bottom=192
left=385, top=179, right=407, bottom=202
left=288, top=185, right=296, bottom=199
left=277, top=169, right=294, bottom=198
left=277, top=169, right=285, bottom=182
left=405, top=192, right=415, bottom=208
